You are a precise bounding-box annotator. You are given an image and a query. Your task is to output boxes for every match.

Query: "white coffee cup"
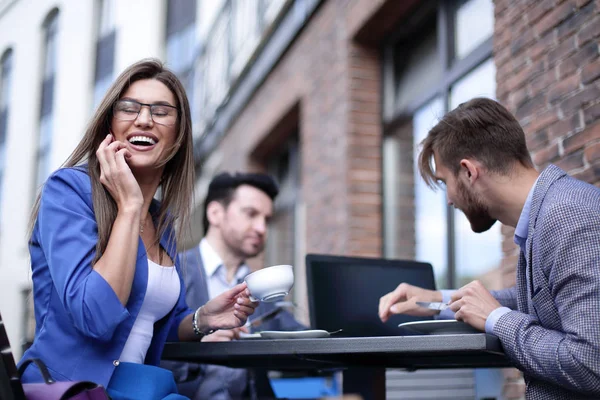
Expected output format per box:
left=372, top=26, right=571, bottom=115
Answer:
left=244, top=265, right=294, bottom=302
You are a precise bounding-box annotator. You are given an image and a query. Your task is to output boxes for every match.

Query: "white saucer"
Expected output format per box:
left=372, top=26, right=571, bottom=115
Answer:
left=238, top=332, right=263, bottom=340
left=260, top=330, right=330, bottom=339
left=398, top=320, right=481, bottom=335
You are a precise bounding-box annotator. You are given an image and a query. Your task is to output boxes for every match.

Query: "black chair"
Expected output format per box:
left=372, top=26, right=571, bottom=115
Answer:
left=0, top=311, right=26, bottom=400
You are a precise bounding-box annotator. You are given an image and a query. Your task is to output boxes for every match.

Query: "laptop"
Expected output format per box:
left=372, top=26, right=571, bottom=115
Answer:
left=305, top=254, right=436, bottom=337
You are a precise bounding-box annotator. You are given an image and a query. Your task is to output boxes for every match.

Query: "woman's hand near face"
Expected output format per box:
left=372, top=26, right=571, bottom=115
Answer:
left=96, top=134, right=143, bottom=212
left=92, top=134, right=144, bottom=305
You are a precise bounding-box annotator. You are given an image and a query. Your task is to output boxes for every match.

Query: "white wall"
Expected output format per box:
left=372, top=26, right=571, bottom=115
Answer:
left=198, top=0, right=226, bottom=41
left=0, top=0, right=166, bottom=358
left=114, top=0, right=166, bottom=71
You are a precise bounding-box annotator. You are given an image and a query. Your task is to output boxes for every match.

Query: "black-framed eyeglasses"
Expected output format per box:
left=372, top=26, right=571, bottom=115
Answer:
left=113, top=99, right=179, bottom=126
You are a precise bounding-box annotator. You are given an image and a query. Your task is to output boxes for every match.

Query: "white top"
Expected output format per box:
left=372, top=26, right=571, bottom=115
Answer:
left=119, top=259, right=181, bottom=364
left=200, top=238, right=249, bottom=299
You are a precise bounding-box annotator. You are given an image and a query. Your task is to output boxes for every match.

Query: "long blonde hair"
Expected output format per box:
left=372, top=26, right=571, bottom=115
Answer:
left=29, top=58, right=194, bottom=263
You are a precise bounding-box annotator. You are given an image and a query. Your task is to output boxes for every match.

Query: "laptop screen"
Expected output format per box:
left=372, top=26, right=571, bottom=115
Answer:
left=306, top=254, right=437, bottom=337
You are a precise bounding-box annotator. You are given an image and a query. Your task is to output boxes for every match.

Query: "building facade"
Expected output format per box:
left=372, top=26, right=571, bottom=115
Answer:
left=0, top=0, right=292, bottom=358
left=191, top=0, right=600, bottom=397
left=0, top=0, right=599, bottom=398
left=0, top=0, right=188, bottom=355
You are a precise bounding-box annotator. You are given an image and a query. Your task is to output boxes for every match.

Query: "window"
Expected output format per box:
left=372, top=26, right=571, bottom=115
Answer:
left=230, top=0, right=259, bottom=77
left=265, top=137, right=304, bottom=309
left=0, top=49, right=13, bottom=217
left=261, top=0, right=286, bottom=27
left=412, top=98, right=448, bottom=286
left=166, top=0, right=197, bottom=115
left=36, top=10, right=59, bottom=190
left=449, top=59, right=500, bottom=286
left=383, top=4, right=502, bottom=394
left=93, top=0, right=116, bottom=108
left=194, top=0, right=289, bottom=136
left=383, top=0, right=498, bottom=290
left=454, top=0, right=494, bottom=60
left=265, top=138, right=299, bottom=267
left=202, top=9, right=228, bottom=120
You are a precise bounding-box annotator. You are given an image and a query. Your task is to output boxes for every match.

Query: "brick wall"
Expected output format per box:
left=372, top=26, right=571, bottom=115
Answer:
left=495, top=0, right=600, bottom=289
left=346, top=43, right=383, bottom=257
left=495, top=0, right=600, bottom=397
left=212, top=0, right=391, bottom=258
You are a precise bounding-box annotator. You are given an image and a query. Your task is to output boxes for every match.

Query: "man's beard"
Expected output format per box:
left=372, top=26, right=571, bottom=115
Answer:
left=225, top=234, right=264, bottom=259
left=457, top=179, right=496, bottom=233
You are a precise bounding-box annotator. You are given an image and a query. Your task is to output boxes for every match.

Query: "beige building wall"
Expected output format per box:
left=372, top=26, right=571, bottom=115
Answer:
left=0, top=0, right=167, bottom=358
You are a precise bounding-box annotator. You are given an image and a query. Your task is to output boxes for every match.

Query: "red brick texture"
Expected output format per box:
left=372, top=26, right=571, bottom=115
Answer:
left=495, top=0, right=600, bottom=284
left=210, top=0, right=392, bottom=257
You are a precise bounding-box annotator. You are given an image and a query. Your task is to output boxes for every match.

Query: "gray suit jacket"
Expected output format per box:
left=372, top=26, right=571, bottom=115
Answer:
left=162, top=246, right=305, bottom=400
left=490, top=165, right=600, bottom=399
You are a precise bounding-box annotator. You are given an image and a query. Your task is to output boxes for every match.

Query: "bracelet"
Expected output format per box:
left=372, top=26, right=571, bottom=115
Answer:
left=192, top=306, right=215, bottom=337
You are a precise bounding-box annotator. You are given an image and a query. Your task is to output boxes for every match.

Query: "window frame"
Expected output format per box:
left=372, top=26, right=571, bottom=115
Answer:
left=92, top=0, right=117, bottom=108
left=265, top=135, right=301, bottom=303
left=35, top=9, right=59, bottom=190
left=193, top=0, right=292, bottom=139
left=0, top=48, right=14, bottom=220
left=382, top=0, right=494, bottom=288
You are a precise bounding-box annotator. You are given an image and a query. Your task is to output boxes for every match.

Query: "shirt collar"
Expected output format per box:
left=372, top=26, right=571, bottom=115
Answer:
left=514, top=175, right=540, bottom=247
left=199, top=238, right=249, bottom=280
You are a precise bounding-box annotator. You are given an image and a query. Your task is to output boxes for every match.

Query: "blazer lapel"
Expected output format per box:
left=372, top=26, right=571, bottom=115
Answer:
left=181, top=247, right=210, bottom=309
left=523, top=165, right=566, bottom=310
left=515, top=251, right=529, bottom=313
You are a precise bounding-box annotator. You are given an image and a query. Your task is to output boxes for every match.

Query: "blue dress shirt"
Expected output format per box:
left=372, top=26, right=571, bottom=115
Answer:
left=485, top=177, right=539, bottom=334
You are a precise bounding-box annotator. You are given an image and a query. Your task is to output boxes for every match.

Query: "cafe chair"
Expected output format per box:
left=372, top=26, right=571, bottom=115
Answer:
left=0, top=311, right=27, bottom=400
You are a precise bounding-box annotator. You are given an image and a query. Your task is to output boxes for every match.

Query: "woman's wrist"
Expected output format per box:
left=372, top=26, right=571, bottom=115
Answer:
left=192, top=306, right=216, bottom=336
left=115, top=206, right=142, bottom=228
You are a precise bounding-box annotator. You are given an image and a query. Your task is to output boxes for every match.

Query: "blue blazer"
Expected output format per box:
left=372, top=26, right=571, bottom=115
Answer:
left=163, top=246, right=306, bottom=399
left=490, top=165, right=600, bottom=398
left=18, top=167, right=193, bottom=387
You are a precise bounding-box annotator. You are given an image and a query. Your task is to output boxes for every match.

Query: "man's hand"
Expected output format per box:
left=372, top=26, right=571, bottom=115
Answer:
left=449, top=280, right=501, bottom=331
left=201, top=326, right=249, bottom=342
left=379, top=283, right=442, bottom=322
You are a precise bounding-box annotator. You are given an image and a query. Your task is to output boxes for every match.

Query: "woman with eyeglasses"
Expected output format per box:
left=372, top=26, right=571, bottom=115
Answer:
left=18, top=59, right=257, bottom=399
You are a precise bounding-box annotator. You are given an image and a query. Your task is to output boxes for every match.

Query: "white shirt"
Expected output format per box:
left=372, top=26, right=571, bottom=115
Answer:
left=119, top=259, right=181, bottom=364
left=200, top=239, right=249, bottom=299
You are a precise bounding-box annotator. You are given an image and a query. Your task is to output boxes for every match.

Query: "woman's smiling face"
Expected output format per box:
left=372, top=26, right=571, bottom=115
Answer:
left=110, top=78, right=179, bottom=174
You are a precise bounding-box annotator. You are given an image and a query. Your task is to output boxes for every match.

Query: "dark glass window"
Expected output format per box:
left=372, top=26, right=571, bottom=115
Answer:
left=382, top=0, right=496, bottom=290
left=0, top=49, right=13, bottom=217
left=36, top=10, right=59, bottom=190
left=93, top=0, right=116, bottom=108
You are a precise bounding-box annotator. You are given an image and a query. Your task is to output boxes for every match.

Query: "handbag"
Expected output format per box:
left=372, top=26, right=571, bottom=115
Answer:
left=17, top=358, right=109, bottom=400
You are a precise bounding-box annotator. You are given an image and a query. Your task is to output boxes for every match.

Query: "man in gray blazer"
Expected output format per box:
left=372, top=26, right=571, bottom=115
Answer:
left=164, top=172, right=305, bottom=400
left=379, top=97, right=600, bottom=399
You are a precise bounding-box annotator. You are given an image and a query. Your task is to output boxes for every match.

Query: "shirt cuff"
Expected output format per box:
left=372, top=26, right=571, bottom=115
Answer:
left=435, top=290, right=457, bottom=320
left=440, top=289, right=455, bottom=304
left=485, top=307, right=512, bottom=335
